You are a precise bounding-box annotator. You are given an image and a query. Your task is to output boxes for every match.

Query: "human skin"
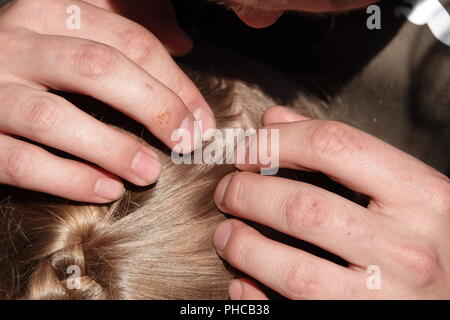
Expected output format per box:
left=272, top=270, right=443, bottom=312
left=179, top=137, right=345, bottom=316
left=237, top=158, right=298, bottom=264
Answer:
left=214, top=106, right=450, bottom=299
left=213, top=0, right=450, bottom=299
left=0, top=0, right=215, bottom=203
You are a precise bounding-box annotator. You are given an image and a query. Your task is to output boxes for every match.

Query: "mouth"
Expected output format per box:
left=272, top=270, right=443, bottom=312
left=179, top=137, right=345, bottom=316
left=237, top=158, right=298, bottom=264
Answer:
left=226, top=1, right=284, bottom=28
left=216, top=0, right=379, bottom=28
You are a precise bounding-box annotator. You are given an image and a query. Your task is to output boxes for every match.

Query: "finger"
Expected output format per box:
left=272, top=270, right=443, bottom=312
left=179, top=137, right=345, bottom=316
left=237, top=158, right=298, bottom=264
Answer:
left=215, top=172, right=382, bottom=266
left=83, top=0, right=194, bottom=56
left=3, top=0, right=213, bottom=124
left=228, top=278, right=269, bottom=300
left=0, top=84, right=161, bottom=186
left=214, top=220, right=365, bottom=299
left=263, top=106, right=310, bottom=125
left=0, top=134, right=124, bottom=203
left=237, top=119, right=443, bottom=208
left=11, top=34, right=203, bottom=153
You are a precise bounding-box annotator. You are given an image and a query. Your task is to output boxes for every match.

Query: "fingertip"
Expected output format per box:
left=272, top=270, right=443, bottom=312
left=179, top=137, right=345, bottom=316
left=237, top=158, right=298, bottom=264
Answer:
left=193, top=106, right=217, bottom=133
left=93, top=177, right=125, bottom=203
left=263, top=106, right=310, bottom=126
left=130, top=149, right=162, bottom=186
left=214, top=172, right=237, bottom=206
left=229, top=278, right=268, bottom=300
left=228, top=279, right=243, bottom=300
left=214, top=220, right=234, bottom=253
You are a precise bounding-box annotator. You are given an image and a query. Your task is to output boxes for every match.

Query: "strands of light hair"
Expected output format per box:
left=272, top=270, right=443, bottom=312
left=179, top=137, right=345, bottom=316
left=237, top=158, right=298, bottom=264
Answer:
left=0, top=47, right=324, bottom=300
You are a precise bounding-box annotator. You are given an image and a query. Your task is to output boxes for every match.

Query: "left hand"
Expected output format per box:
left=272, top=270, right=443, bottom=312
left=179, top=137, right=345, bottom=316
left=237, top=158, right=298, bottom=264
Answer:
left=213, top=106, right=450, bottom=299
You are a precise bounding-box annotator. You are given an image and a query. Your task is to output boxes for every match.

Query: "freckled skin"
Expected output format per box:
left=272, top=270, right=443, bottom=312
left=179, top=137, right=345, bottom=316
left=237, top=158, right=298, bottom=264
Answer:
left=143, top=83, right=171, bottom=126
left=155, top=112, right=170, bottom=126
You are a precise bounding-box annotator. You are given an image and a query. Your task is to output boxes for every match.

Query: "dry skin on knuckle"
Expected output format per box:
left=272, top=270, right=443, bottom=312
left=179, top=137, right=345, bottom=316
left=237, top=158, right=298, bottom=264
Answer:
left=375, top=235, right=441, bottom=287
left=309, top=121, right=360, bottom=161
left=282, top=188, right=329, bottom=233
left=283, top=260, right=318, bottom=299
left=72, top=43, right=117, bottom=80
left=20, top=95, right=61, bottom=137
left=1, top=146, right=35, bottom=185
left=119, top=27, right=157, bottom=66
left=403, top=246, right=441, bottom=287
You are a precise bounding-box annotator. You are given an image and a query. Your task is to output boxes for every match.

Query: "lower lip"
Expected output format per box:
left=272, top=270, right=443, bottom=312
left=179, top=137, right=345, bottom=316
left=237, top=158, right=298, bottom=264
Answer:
left=228, top=0, right=378, bottom=27
left=230, top=5, right=283, bottom=28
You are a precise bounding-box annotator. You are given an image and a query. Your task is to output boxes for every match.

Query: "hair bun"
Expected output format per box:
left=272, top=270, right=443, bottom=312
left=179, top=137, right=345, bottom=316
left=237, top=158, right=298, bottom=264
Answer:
left=25, top=243, right=108, bottom=300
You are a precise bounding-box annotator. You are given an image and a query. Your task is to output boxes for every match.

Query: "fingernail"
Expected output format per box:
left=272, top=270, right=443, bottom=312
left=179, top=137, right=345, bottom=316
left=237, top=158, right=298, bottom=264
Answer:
left=131, top=150, right=161, bottom=185
left=193, top=107, right=216, bottom=132
left=172, top=113, right=202, bottom=154
left=94, top=178, right=124, bottom=201
left=228, top=280, right=243, bottom=300
left=265, top=106, right=310, bottom=124
left=214, top=221, right=233, bottom=252
left=215, top=173, right=235, bottom=206
left=280, top=108, right=310, bottom=122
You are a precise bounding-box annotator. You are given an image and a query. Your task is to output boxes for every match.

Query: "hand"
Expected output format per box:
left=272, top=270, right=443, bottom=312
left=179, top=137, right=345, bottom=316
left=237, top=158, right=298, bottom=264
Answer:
left=0, top=0, right=215, bottom=203
left=213, top=106, right=450, bottom=299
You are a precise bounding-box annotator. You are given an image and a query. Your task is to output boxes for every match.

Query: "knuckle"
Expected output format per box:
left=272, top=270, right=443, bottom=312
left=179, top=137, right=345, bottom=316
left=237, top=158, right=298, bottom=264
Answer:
left=410, top=250, right=440, bottom=287
left=309, top=121, right=360, bottom=160
left=431, top=177, right=450, bottom=214
left=282, top=189, right=329, bottom=232
left=398, top=245, right=441, bottom=287
left=20, top=95, right=60, bottom=137
left=120, top=27, right=157, bottom=66
left=72, top=43, right=117, bottom=79
left=1, top=147, right=34, bottom=185
left=284, top=261, right=318, bottom=299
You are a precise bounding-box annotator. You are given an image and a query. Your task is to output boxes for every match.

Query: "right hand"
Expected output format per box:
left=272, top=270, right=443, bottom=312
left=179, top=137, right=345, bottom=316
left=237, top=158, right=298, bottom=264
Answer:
left=0, top=0, right=215, bottom=203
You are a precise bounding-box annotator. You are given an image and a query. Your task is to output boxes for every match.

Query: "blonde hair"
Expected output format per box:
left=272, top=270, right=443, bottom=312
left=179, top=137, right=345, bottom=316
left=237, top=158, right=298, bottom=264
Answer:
left=0, top=47, right=324, bottom=300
